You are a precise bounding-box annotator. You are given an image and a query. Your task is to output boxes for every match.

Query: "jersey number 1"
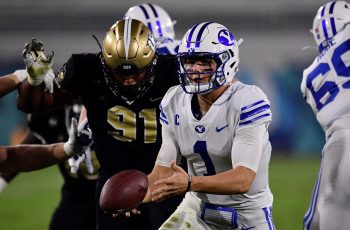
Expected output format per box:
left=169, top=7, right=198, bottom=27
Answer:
left=194, top=141, right=216, bottom=176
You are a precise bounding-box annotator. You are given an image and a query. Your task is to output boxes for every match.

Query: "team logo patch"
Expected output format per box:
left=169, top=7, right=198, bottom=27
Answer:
left=218, top=29, right=235, bottom=46
left=195, top=125, right=206, bottom=133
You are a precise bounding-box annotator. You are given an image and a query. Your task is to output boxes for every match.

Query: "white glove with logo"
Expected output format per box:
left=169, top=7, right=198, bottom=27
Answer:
left=68, top=147, right=94, bottom=174
left=63, top=118, right=93, bottom=157
left=22, top=38, right=54, bottom=86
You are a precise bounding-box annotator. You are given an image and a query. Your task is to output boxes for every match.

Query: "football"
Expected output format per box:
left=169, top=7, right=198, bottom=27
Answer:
left=99, top=170, right=148, bottom=212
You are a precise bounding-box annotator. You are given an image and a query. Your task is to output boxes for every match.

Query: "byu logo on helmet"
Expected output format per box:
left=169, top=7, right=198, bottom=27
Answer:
left=195, top=125, right=206, bottom=133
left=218, top=29, right=235, bottom=46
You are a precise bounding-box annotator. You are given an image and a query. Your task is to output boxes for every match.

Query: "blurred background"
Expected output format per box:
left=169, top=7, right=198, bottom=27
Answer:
left=0, top=0, right=325, bottom=153
left=0, top=0, right=328, bottom=229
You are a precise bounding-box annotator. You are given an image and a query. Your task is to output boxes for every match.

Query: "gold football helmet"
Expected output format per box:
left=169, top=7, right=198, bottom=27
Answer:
left=101, top=18, right=157, bottom=101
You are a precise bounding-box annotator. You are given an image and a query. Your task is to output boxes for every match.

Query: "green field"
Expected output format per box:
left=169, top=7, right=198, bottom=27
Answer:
left=0, top=156, right=320, bottom=230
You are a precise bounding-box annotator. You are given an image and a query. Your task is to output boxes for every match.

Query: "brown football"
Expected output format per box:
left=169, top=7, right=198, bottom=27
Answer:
left=99, top=170, right=148, bottom=212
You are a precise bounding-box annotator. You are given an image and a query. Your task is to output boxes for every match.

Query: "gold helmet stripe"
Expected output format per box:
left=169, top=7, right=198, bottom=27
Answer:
left=124, top=18, right=132, bottom=60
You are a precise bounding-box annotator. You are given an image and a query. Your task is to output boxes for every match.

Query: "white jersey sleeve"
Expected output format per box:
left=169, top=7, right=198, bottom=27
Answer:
left=301, top=26, right=350, bottom=135
left=232, top=85, right=272, bottom=172
left=155, top=126, right=182, bottom=167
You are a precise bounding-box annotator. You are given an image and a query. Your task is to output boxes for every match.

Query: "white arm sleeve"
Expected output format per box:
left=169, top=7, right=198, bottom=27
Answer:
left=155, top=126, right=181, bottom=167
left=231, top=124, right=267, bottom=172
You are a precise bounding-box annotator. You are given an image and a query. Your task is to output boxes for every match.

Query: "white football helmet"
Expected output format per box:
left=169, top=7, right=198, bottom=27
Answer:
left=312, top=1, right=350, bottom=52
left=178, top=22, right=243, bottom=94
left=124, top=3, right=175, bottom=40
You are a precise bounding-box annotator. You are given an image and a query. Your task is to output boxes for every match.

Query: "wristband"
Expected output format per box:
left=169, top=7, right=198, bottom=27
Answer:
left=13, top=69, right=28, bottom=82
left=185, top=174, right=192, bottom=193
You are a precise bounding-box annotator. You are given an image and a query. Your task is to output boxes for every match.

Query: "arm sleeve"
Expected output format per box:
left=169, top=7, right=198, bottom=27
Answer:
left=54, top=55, right=78, bottom=93
left=231, top=123, right=267, bottom=172
left=155, top=126, right=181, bottom=167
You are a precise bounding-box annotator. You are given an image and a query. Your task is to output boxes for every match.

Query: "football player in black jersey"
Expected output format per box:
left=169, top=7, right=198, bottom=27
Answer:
left=0, top=102, right=98, bottom=230
left=28, top=104, right=99, bottom=230
left=17, top=19, right=182, bottom=230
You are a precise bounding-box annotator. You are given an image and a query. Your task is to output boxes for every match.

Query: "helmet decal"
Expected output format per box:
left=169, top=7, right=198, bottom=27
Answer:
left=137, top=4, right=163, bottom=37
left=186, top=23, right=200, bottom=48
left=124, top=18, right=132, bottom=59
left=125, top=4, right=174, bottom=39
left=312, top=1, right=350, bottom=52
left=186, top=22, right=214, bottom=48
left=218, top=29, right=235, bottom=46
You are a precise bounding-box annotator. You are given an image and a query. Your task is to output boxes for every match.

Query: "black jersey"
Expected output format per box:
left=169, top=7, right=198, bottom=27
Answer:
left=55, top=53, right=181, bottom=230
left=56, top=53, right=179, bottom=180
left=27, top=103, right=99, bottom=230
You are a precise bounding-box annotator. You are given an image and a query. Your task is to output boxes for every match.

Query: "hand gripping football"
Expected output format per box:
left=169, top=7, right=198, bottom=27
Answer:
left=99, top=170, right=148, bottom=213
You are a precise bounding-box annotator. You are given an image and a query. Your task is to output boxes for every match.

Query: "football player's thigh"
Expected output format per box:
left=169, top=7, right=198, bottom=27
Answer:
left=319, top=131, right=350, bottom=229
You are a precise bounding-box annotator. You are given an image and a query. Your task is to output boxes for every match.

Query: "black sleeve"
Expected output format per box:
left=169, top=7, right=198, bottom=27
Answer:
left=54, top=55, right=80, bottom=93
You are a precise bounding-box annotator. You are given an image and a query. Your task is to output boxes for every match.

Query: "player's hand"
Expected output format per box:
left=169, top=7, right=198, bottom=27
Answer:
left=151, top=161, right=189, bottom=202
left=63, top=118, right=93, bottom=156
left=112, top=208, right=141, bottom=218
left=22, top=38, right=54, bottom=86
left=68, top=148, right=94, bottom=174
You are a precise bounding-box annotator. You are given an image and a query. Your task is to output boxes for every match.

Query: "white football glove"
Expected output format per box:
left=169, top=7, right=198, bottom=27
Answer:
left=43, top=69, right=55, bottom=93
left=68, top=148, right=94, bottom=174
left=0, top=176, right=8, bottom=193
left=63, top=118, right=93, bottom=157
left=22, top=38, right=54, bottom=86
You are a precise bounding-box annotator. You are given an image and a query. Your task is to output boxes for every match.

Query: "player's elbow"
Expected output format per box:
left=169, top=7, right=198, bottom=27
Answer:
left=229, top=167, right=256, bottom=194
left=234, top=181, right=252, bottom=194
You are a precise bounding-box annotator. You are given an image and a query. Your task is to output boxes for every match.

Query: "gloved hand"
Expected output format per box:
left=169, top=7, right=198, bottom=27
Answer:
left=68, top=148, right=94, bottom=174
left=43, top=69, right=55, bottom=93
left=22, top=38, right=54, bottom=86
left=63, top=118, right=93, bottom=157
left=0, top=176, right=8, bottom=193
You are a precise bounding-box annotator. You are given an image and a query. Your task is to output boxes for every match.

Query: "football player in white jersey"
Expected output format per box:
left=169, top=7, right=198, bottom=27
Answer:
left=140, top=22, right=275, bottom=230
left=124, top=3, right=180, bottom=55
left=301, top=1, right=350, bottom=230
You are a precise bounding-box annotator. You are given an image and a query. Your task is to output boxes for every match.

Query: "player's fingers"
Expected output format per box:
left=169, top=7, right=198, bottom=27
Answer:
left=151, top=185, right=173, bottom=201
left=131, top=209, right=141, bottom=215
left=153, top=177, right=171, bottom=186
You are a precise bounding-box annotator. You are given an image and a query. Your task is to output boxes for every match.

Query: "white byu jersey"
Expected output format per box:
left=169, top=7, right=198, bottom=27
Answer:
left=157, top=82, right=273, bottom=208
left=301, top=26, right=350, bottom=136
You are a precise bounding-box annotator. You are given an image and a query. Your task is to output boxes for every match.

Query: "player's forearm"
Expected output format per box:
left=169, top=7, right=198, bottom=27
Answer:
left=17, top=81, right=51, bottom=113
left=0, top=143, right=69, bottom=173
left=191, top=166, right=256, bottom=195
left=0, top=74, right=20, bottom=98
